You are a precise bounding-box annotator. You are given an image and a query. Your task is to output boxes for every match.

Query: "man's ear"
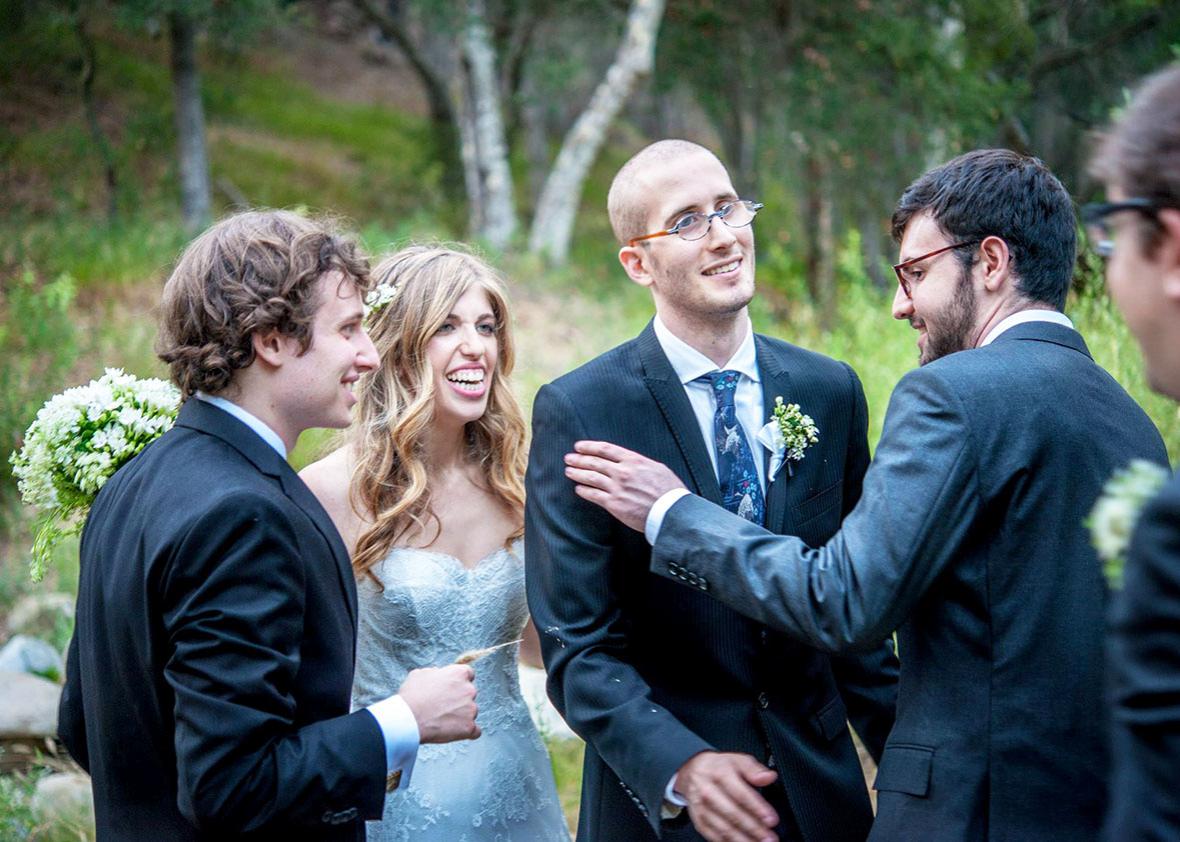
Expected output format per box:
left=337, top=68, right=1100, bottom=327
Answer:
left=978, top=235, right=1012, bottom=294
left=251, top=330, right=287, bottom=368
left=1157, top=208, right=1180, bottom=303
left=618, top=244, right=655, bottom=290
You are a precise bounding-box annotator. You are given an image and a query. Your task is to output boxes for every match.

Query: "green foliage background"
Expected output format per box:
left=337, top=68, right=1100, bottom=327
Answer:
left=1, top=2, right=1178, bottom=834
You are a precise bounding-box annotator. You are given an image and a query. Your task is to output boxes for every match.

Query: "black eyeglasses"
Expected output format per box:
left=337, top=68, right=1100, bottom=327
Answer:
left=1081, top=199, right=1164, bottom=259
left=629, top=200, right=764, bottom=247
left=892, top=241, right=978, bottom=297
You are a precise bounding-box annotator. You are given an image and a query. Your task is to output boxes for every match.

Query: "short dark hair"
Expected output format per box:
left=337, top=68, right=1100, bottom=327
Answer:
left=156, top=210, right=371, bottom=396
left=1090, top=64, right=1180, bottom=253
left=892, top=149, right=1077, bottom=310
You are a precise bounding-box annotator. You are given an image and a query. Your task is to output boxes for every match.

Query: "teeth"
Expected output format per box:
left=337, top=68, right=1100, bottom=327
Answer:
left=704, top=260, right=739, bottom=276
left=447, top=370, right=484, bottom=384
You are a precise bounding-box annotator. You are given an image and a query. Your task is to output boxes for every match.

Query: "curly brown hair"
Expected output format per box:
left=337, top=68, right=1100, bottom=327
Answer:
left=155, top=209, right=372, bottom=396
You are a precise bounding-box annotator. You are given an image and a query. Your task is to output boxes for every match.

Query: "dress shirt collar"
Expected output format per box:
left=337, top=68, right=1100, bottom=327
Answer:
left=194, top=391, right=287, bottom=458
left=979, top=308, right=1074, bottom=347
left=652, top=314, right=760, bottom=385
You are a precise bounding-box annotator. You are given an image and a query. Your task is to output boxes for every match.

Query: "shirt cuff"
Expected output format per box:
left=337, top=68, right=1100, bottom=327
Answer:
left=366, top=695, right=419, bottom=787
left=646, top=488, right=692, bottom=545
left=662, top=772, right=687, bottom=819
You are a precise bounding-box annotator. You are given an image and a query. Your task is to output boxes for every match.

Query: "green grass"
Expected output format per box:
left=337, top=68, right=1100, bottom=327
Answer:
left=545, top=736, right=584, bottom=835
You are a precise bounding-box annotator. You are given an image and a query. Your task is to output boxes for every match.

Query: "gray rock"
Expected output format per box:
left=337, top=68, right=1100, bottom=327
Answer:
left=0, top=635, right=64, bottom=680
left=31, top=772, right=94, bottom=839
left=0, top=671, right=61, bottom=739
left=8, top=592, right=74, bottom=640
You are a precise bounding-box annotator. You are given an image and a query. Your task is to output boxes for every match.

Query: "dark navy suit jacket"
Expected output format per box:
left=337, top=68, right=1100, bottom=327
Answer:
left=1106, top=471, right=1180, bottom=841
left=525, top=322, right=899, bottom=842
left=653, top=322, right=1168, bottom=841
left=59, top=398, right=386, bottom=841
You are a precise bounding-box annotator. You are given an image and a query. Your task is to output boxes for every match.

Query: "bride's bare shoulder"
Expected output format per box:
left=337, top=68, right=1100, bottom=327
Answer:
left=299, top=446, right=358, bottom=523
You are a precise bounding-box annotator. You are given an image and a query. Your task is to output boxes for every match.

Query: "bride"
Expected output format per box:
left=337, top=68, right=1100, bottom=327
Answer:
left=301, top=245, right=568, bottom=841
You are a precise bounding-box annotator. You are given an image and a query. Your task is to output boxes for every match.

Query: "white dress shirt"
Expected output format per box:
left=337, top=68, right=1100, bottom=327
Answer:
left=646, top=317, right=767, bottom=809
left=646, top=308, right=1078, bottom=546
left=194, top=392, right=419, bottom=782
left=979, top=308, right=1074, bottom=347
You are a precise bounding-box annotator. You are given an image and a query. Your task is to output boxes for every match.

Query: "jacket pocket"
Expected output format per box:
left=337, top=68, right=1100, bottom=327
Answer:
left=793, top=480, right=841, bottom=526
left=812, top=694, right=848, bottom=742
left=873, top=744, right=934, bottom=797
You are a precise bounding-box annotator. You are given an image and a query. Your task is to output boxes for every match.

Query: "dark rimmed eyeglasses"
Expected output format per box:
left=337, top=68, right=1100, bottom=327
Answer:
left=1080, top=199, right=1165, bottom=259
left=892, top=241, right=978, bottom=297
left=629, top=200, right=764, bottom=247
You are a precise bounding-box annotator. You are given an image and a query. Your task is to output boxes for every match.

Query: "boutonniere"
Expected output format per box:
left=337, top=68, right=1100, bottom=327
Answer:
left=1087, top=459, right=1169, bottom=589
left=756, top=396, right=820, bottom=482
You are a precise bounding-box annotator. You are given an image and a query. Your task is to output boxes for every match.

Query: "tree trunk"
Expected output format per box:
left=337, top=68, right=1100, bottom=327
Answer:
left=74, top=4, right=118, bottom=223
left=168, top=9, right=211, bottom=232
left=858, top=204, right=889, bottom=290
left=461, top=0, right=516, bottom=250
left=353, top=0, right=464, bottom=200
left=527, top=0, right=666, bottom=264
left=804, top=151, right=836, bottom=328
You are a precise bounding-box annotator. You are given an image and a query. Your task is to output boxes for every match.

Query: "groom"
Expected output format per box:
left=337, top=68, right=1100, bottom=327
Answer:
left=566, top=149, right=1168, bottom=840
left=525, top=140, right=898, bottom=842
left=58, top=210, right=480, bottom=841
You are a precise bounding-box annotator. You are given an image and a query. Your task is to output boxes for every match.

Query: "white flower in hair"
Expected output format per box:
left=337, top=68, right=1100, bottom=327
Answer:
left=364, top=281, right=400, bottom=317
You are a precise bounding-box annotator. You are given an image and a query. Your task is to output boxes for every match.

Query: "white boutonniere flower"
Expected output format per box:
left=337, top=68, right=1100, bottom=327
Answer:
left=756, top=396, right=820, bottom=482
left=1088, top=458, right=1169, bottom=589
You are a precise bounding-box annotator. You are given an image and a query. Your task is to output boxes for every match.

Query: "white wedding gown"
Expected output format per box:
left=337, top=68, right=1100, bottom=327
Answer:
left=352, top=540, right=570, bottom=841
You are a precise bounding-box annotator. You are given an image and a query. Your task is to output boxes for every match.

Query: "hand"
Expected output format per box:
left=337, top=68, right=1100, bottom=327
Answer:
left=675, top=751, right=779, bottom=842
left=398, top=664, right=480, bottom=744
left=564, top=440, right=686, bottom=532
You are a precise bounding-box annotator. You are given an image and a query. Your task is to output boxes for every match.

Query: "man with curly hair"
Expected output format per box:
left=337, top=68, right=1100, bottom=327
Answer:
left=58, top=210, right=480, bottom=842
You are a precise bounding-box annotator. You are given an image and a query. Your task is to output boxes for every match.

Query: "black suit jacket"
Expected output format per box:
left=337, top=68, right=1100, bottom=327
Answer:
left=525, top=323, right=898, bottom=842
left=653, top=323, right=1168, bottom=841
left=58, top=399, right=386, bottom=841
left=1106, top=471, right=1180, bottom=841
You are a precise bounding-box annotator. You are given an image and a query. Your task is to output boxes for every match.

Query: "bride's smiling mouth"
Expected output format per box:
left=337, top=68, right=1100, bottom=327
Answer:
left=445, top=365, right=487, bottom=397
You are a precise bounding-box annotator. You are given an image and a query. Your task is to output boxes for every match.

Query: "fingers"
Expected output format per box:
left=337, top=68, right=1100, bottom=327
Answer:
left=693, top=782, right=778, bottom=842
left=680, top=752, right=779, bottom=842
left=564, top=452, right=620, bottom=474
left=735, top=755, right=778, bottom=788
left=572, top=440, right=635, bottom=460
left=564, top=464, right=613, bottom=491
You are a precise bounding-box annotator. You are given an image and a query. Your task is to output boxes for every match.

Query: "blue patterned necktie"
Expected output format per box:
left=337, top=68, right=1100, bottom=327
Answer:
left=703, top=370, right=765, bottom=525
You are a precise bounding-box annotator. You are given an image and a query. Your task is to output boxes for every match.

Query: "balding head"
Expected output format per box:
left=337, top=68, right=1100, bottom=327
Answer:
left=608, top=140, right=724, bottom=245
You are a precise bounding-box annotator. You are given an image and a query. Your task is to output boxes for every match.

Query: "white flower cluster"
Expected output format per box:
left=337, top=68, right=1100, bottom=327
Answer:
left=10, top=368, right=179, bottom=580
left=1089, top=458, right=1170, bottom=588
left=364, top=281, right=400, bottom=317
left=773, top=397, right=820, bottom=462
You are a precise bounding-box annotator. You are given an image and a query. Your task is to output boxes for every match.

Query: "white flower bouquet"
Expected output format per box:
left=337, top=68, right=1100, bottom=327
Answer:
left=1088, top=458, right=1170, bottom=589
left=10, top=368, right=180, bottom=581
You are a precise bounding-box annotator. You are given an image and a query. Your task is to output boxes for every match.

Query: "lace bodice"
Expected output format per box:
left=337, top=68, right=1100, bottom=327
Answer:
left=353, top=540, right=569, bottom=841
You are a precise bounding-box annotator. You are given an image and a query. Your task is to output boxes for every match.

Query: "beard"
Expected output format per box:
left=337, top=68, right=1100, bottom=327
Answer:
left=919, top=267, right=977, bottom=366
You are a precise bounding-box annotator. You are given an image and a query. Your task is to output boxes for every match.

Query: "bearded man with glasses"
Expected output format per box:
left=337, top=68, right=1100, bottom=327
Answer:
left=563, top=148, right=1168, bottom=841
left=524, top=139, right=900, bottom=842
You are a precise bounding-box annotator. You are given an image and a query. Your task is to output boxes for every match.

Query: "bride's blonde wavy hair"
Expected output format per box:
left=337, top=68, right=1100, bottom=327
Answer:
left=350, top=244, right=527, bottom=587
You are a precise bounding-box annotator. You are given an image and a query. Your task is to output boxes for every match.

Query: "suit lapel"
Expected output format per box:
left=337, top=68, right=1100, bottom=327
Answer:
left=176, top=399, right=358, bottom=629
left=755, top=334, right=793, bottom=534
left=636, top=324, right=724, bottom=505
left=278, top=470, right=358, bottom=630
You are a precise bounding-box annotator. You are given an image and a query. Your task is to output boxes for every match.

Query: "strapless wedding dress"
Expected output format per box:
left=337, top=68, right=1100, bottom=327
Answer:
left=352, top=540, right=570, bottom=841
